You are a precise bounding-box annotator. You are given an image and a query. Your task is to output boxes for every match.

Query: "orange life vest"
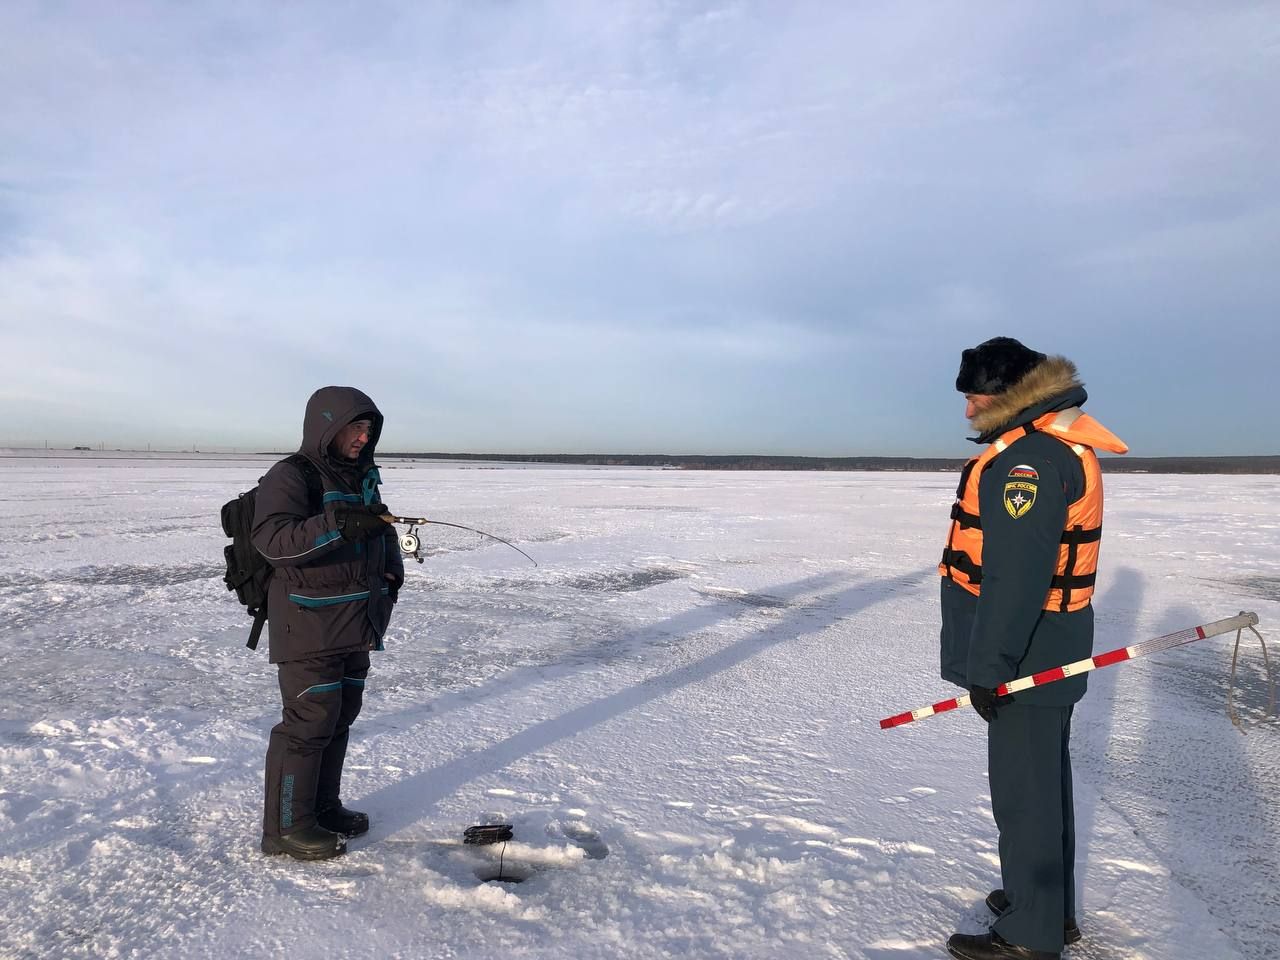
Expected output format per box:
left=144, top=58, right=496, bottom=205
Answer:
left=939, top=407, right=1128, bottom=613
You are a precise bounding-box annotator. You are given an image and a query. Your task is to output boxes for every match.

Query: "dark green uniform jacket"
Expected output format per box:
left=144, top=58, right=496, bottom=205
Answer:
left=940, top=382, right=1096, bottom=707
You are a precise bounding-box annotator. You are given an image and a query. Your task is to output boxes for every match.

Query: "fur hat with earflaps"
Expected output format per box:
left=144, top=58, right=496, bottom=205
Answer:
left=955, top=337, right=1047, bottom=395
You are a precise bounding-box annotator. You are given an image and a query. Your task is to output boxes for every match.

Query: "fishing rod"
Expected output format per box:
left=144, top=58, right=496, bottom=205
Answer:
left=880, top=611, right=1261, bottom=730
left=378, top=513, right=538, bottom=567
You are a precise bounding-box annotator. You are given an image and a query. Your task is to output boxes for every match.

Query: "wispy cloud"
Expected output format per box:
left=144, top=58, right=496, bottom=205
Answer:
left=1, top=1, right=1277, bottom=454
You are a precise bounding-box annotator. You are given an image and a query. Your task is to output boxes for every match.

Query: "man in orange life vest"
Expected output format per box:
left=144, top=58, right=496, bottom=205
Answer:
left=939, top=338, right=1127, bottom=960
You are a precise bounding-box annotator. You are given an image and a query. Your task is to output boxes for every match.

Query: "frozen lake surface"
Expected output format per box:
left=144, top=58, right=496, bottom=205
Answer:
left=1, top=458, right=1277, bottom=959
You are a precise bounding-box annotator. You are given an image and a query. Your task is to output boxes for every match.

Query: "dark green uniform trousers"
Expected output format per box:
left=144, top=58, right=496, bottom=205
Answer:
left=988, top=702, right=1075, bottom=954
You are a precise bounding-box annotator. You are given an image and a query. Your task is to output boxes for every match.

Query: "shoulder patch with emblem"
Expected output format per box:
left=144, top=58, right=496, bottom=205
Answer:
left=1004, top=465, right=1038, bottom=518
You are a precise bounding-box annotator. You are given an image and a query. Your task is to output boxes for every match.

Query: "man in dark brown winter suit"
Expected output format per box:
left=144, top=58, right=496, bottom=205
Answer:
left=252, top=386, right=404, bottom=860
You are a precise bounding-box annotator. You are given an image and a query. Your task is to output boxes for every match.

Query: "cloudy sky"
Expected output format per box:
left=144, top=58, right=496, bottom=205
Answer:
left=2, top=2, right=1277, bottom=456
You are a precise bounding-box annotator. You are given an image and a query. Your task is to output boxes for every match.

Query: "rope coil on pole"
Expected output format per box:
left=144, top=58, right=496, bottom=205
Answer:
left=1227, top=613, right=1276, bottom=734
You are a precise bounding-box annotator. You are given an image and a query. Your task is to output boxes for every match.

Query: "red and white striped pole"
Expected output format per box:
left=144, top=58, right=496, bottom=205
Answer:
left=880, top=612, right=1260, bottom=730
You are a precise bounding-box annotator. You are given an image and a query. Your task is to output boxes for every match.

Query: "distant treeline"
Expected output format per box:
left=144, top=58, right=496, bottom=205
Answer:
left=381, top=452, right=1280, bottom=474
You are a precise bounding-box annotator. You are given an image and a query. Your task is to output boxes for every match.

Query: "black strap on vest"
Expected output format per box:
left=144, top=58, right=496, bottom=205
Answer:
left=939, top=547, right=983, bottom=585
left=1058, top=523, right=1085, bottom=611
left=953, top=458, right=979, bottom=499
left=943, top=502, right=1102, bottom=602
left=950, top=508, right=1101, bottom=544
left=1059, top=527, right=1101, bottom=544
left=942, top=548, right=1097, bottom=600
left=949, top=502, right=982, bottom=529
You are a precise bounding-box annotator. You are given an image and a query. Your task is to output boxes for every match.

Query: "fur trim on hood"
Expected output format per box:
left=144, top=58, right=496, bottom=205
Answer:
left=969, top=355, right=1081, bottom=435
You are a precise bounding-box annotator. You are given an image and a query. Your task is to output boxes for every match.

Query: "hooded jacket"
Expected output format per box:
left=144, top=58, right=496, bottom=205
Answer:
left=251, top=386, right=405, bottom=663
left=939, top=357, right=1127, bottom=705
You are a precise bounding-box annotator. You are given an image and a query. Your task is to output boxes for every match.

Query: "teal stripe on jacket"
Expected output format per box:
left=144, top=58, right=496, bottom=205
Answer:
left=323, top=491, right=363, bottom=504
left=288, top=586, right=390, bottom=608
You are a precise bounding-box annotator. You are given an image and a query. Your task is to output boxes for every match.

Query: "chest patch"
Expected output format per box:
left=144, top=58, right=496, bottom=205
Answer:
left=1004, top=480, right=1037, bottom=518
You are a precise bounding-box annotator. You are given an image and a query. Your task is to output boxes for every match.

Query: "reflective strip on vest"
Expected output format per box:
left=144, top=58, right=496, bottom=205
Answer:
left=938, top=411, right=1105, bottom=613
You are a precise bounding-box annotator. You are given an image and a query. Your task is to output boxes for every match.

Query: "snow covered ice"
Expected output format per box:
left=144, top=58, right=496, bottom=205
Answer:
left=1, top=457, right=1277, bottom=959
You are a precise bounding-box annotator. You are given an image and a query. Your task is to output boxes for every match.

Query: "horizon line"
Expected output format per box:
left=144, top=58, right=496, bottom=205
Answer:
left=3, top=445, right=1279, bottom=463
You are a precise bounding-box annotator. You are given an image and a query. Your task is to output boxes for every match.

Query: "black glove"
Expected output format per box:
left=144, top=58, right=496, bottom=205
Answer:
left=334, top=503, right=391, bottom=542
left=968, top=685, right=1013, bottom=723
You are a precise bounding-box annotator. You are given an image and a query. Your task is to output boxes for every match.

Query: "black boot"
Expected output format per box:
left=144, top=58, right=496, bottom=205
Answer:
left=947, top=930, right=1059, bottom=960
left=986, top=889, right=1081, bottom=945
left=316, top=804, right=370, bottom=837
left=261, top=824, right=346, bottom=860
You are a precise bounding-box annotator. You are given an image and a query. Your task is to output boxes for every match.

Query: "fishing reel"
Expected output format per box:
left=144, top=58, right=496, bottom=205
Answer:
left=399, top=525, right=425, bottom=564
left=381, top=512, right=537, bottom=567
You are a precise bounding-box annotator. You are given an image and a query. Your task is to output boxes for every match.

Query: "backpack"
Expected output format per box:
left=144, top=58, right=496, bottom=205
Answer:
left=220, top=454, right=323, bottom=650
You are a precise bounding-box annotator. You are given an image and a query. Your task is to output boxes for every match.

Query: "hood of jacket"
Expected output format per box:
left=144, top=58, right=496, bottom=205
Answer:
left=969, top=355, right=1084, bottom=439
left=299, top=386, right=384, bottom=470
left=968, top=355, right=1127, bottom=454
